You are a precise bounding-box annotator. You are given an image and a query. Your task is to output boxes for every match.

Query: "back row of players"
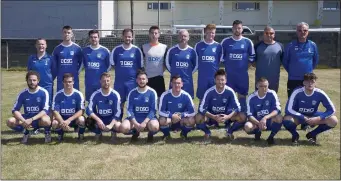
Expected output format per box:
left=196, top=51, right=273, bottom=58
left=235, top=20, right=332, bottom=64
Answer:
left=7, top=20, right=337, bottom=145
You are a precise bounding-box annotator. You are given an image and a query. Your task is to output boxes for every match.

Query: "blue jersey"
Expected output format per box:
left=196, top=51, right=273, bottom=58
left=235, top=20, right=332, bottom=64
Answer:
left=165, top=44, right=198, bottom=98
left=27, top=53, right=54, bottom=88
left=110, top=44, right=143, bottom=84
left=282, top=40, right=319, bottom=80
left=52, top=43, right=83, bottom=91
left=159, top=90, right=195, bottom=118
left=199, top=85, right=240, bottom=115
left=12, top=87, right=49, bottom=118
left=285, top=87, right=335, bottom=120
left=86, top=88, right=121, bottom=121
left=221, top=36, right=255, bottom=73
left=195, top=41, right=222, bottom=80
left=126, top=86, right=158, bottom=122
left=83, top=45, right=111, bottom=87
left=52, top=88, right=85, bottom=120
left=247, top=90, right=281, bottom=120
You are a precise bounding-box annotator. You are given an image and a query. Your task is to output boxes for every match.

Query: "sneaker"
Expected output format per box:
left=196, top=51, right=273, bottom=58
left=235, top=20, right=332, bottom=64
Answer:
left=255, top=131, right=261, bottom=141
left=306, top=132, right=317, bottom=145
left=146, top=134, right=154, bottom=143
left=161, top=135, right=171, bottom=141
left=95, top=133, right=102, bottom=142
left=57, top=134, right=64, bottom=143
left=226, top=132, right=234, bottom=141
left=45, top=134, right=52, bottom=143
left=203, top=134, right=212, bottom=144
left=267, top=137, right=275, bottom=145
left=292, top=134, right=300, bottom=146
left=21, top=134, right=30, bottom=144
left=131, top=132, right=140, bottom=142
left=78, top=134, right=85, bottom=142
left=31, top=128, right=40, bottom=135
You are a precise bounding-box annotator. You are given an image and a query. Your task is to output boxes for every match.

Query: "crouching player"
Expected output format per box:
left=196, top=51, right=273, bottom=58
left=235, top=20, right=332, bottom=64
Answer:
left=244, top=77, right=282, bottom=145
left=120, top=70, right=159, bottom=143
left=86, top=72, right=122, bottom=142
left=7, top=71, right=51, bottom=144
left=51, top=73, right=86, bottom=142
left=196, top=69, right=244, bottom=143
left=159, top=75, right=196, bottom=141
left=283, top=73, right=338, bottom=145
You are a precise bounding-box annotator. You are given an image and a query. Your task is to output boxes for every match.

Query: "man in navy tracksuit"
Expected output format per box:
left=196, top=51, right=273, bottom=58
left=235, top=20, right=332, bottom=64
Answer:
left=282, top=22, right=319, bottom=130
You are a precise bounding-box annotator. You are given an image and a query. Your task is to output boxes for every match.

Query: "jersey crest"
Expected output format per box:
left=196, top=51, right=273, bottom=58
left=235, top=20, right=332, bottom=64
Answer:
left=70, top=51, right=74, bottom=56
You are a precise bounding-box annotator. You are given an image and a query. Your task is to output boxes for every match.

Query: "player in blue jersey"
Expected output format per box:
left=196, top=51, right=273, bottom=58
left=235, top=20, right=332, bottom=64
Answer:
left=159, top=75, right=196, bottom=141
left=51, top=73, right=85, bottom=142
left=165, top=29, right=198, bottom=98
left=221, top=20, right=255, bottom=113
left=7, top=71, right=51, bottom=144
left=195, top=24, right=223, bottom=101
left=82, top=30, right=111, bottom=102
left=244, top=77, right=283, bottom=145
left=196, top=69, right=245, bottom=143
left=110, top=28, right=143, bottom=119
left=119, top=70, right=159, bottom=143
left=86, top=72, right=122, bottom=143
left=52, top=25, right=83, bottom=91
left=27, top=38, right=55, bottom=107
left=283, top=73, right=338, bottom=145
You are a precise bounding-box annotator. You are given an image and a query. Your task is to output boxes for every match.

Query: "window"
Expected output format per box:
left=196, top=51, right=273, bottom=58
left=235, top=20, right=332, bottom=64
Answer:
left=147, top=2, right=171, bottom=10
left=323, top=1, right=340, bottom=11
left=233, top=2, right=260, bottom=11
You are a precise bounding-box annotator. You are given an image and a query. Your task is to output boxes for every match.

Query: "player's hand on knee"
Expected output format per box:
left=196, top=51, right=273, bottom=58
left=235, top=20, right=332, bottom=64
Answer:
left=139, top=122, right=147, bottom=131
left=23, top=119, right=33, bottom=129
left=259, top=118, right=267, bottom=130
left=306, top=117, right=321, bottom=126
left=97, top=121, right=106, bottom=130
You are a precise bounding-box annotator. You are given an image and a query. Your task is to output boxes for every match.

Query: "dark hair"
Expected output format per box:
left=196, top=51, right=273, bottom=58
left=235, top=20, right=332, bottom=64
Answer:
left=171, top=74, right=182, bottom=82
left=100, top=72, right=111, bottom=79
left=26, top=71, right=40, bottom=81
left=232, top=20, right=243, bottom=26
left=304, top=73, right=318, bottom=81
left=63, top=73, right=74, bottom=81
left=62, top=25, right=72, bottom=30
left=214, top=69, right=226, bottom=78
left=122, top=28, right=133, bottom=36
left=136, top=69, right=148, bottom=78
left=149, top=26, right=160, bottom=33
left=257, top=77, right=268, bottom=83
left=88, top=29, right=99, bottom=37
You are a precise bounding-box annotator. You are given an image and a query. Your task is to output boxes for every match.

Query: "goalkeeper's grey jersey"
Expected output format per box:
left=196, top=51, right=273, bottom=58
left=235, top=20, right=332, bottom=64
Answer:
left=141, top=43, right=167, bottom=78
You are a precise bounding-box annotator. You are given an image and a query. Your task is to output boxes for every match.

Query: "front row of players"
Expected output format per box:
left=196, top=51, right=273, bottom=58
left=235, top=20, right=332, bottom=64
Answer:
left=7, top=69, right=338, bottom=145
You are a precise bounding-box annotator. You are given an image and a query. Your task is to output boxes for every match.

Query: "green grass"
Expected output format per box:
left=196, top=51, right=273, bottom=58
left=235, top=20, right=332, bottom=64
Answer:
left=1, top=68, right=340, bottom=180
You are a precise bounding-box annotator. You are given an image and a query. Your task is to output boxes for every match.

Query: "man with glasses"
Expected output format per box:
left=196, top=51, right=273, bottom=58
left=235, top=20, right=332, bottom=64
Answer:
left=253, top=26, right=284, bottom=93
left=282, top=22, right=319, bottom=130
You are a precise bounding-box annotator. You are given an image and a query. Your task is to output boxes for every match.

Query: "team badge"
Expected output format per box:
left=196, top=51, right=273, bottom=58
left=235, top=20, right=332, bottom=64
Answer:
left=295, top=46, right=298, bottom=51
left=37, top=97, right=41, bottom=102
left=130, top=53, right=135, bottom=58
left=70, top=51, right=74, bottom=56
left=223, top=98, right=227, bottom=103
left=241, top=44, right=244, bottom=49
left=265, top=100, right=269, bottom=106
left=97, top=53, right=101, bottom=58
left=186, top=54, right=190, bottom=59
left=178, top=103, right=183, bottom=108
left=312, top=100, right=317, bottom=105
left=72, top=99, right=76, bottom=104
left=145, top=97, right=149, bottom=102
left=212, top=47, right=216, bottom=52
left=109, top=100, right=113, bottom=105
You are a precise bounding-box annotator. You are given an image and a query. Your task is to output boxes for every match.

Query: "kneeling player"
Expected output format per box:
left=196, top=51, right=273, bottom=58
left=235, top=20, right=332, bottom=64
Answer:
left=159, top=75, right=196, bottom=141
left=196, top=69, right=244, bottom=142
left=86, top=72, right=122, bottom=142
left=51, top=73, right=86, bottom=142
left=283, top=73, right=338, bottom=145
left=120, top=70, right=159, bottom=143
left=244, top=77, right=282, bottom=145
left=7, top=71, right=51, bottom=144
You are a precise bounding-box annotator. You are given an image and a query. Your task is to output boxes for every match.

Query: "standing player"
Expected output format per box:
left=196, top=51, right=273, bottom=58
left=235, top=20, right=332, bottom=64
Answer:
left=283, top=73, right=338, bottom=145
left=119, top=70, right=159, bottom=143
left=194, top=24, right=223, bottom=101
left=110, top=28, right=143, bottom=119
left=253, top=26, right=284, bottom=93
left=51, top=73, right=85, bottom=142
left=221, top=20, right=255, bottom=113
left=6, top=71, right=51, bottom=144
left=196, top=69, right=243, bottom=143
left=52, top=25, right=83, bottom=91
left=82, top=30, right=111, bottom=102
left=141, top=26, right=168, bottom=98
left=159, top=75, right=196, bottom=141
left=244, top=77, right=282, bottom=145
left=27, top=38, right=55, bottom=107
left=165, top=29, right=198, bottom=99
left=86, top=72, right=122, bottom=142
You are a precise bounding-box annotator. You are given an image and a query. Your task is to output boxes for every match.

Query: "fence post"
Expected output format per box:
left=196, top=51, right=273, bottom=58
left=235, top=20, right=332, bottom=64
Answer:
left=6, top=41, right=9, bottom=70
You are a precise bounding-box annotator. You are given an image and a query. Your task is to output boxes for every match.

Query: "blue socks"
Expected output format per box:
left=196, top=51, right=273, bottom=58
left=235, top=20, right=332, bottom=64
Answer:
left=227, top=121, right=245, bottom=134
left=309, top=124, right=333, bottom=137
left=283, top=120, right=298, bottom=138
left=247, top=128, right=261, bottom=135
left=11, top=125, right=24, bottom=132
left=181, top=125, right=193, bottom=137
left=225, top=120, right=232, bottom=130
left=44, top=126, right=51, bottom=135
left=160, top=125, right=170, bottom=137
left=269, top=122, right=282, bottom=138
left=148, top=131, right=158, bottom=137
left=238, top=97, right=247, bottom=113
left=78, top=125, right=86, bottom=135
left=196, top=123, right=211, bottom=135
